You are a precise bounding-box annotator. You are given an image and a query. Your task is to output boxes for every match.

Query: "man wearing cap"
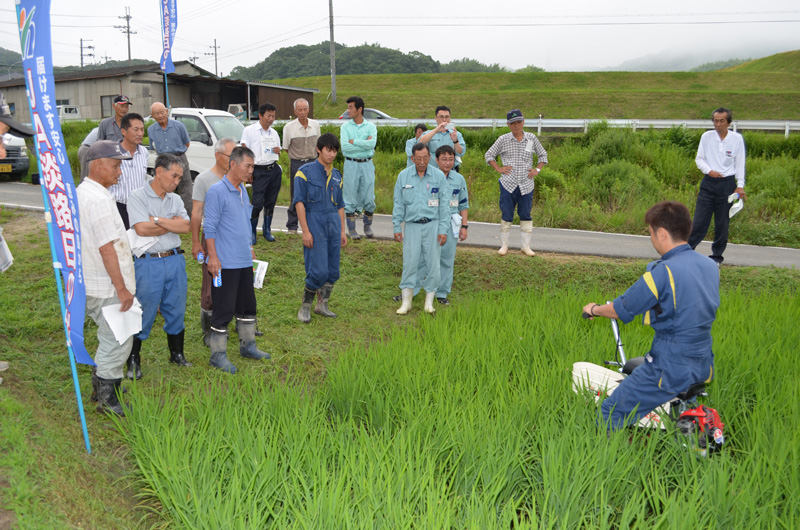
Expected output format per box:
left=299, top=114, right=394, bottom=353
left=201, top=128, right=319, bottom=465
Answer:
left=109, top=112, right=148, bottom=229
left=484, top=109, right=548, bottom=257
left=77, top=140, right=136, bottom=416
left=282, top=98, right=320, bottom=234
left=418, top=106, right=466, bottom=172
left=191, top=137, right=236, bottom=346
left=0, top=96, right=35, bottom=385
left=341, top=96, right=378, bottom=240
left=405, top=124, right=427, bottom=167
left=241, top=102, right=282, bottom=244
left=126, top=153, right=192, bottom=380
left=392, top=143, right=449, bottom=315
left=204, top=146, right=271, bottom=374
left=148, top=102, right=194, bottom=218
left=97, top=95, right=131, bottom=143
left=688, top=107, right=747, bottom=266
left=77, top=127, right=99, bottom=182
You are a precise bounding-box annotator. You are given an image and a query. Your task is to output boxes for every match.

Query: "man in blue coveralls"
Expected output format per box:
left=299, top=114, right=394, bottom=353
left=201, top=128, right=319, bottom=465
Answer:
left=126, top=154, right=193, bottom=380
left=293, top=133, right=348, bottom=323
left=393, top=143, right=449, bottom=315
left=340, top=96, right=378, bottom=240
left=405, top=124, right=427, bottom=167
left=582, top=201, right=720, bottom=431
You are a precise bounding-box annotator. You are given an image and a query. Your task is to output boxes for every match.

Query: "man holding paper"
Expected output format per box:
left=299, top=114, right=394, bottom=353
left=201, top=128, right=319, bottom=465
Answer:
left=126, top=154, right=192, bottom=380
left=77, top=140, right=136, bottom=416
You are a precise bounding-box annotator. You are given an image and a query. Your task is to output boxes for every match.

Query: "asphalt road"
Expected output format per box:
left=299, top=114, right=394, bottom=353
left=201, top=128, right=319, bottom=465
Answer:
left=2, top=180, right=797, bottom=269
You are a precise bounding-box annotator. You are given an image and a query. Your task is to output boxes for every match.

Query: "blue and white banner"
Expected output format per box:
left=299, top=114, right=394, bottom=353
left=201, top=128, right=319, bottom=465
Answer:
left=16, top=0, right=93, bottom=365
left=160, top=0, right=177, bottom=74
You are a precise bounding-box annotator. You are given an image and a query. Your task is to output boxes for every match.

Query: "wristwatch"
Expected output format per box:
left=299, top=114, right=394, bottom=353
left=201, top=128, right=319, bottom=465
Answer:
left=461, top=225, right=468, bottom=229
left=154, top=217, right=160, bottom=226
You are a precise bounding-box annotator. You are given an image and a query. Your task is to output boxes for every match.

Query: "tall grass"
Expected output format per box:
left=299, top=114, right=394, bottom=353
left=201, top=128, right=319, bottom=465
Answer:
left=118, top=288, right=800, bottom=528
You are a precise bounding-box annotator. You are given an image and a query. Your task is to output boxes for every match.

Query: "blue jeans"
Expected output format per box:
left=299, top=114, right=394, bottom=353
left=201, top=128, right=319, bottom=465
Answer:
left=499, top=184, right=533, bottom=222
left=134, top=252, right=188, bottom=340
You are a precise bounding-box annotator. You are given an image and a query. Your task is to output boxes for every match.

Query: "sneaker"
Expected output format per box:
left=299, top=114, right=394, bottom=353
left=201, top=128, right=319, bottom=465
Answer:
left=288, top=229, right=298, bottom=234
left=436, top=297, right=450, bottom=305
left=392, top=294, right=402, bottom=302
left=0, top=361, right=9, bottom=371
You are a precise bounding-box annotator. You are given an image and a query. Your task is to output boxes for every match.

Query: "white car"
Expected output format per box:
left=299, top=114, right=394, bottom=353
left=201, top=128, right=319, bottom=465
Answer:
left=147, top=108, right=245, bottom=179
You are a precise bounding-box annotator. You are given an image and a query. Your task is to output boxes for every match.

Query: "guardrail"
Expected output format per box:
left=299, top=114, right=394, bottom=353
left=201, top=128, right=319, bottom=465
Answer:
left=275, top=118, right=800, bottom=138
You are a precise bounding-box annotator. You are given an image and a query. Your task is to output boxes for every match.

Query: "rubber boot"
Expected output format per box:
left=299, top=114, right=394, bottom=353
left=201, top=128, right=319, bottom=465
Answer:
left=297, top=286, right=315, bottom=323
left=363, top=212, right=375, bottom=238
left=314, top=283, right=337, bottom=318
left=520, top=220, right=536, bottom=257
left=498, top=220, right=511, bottom=256
left=209, top=328, right=237, bottom=374
left=167, top=330, right=192, bottom=367
left=424, top=291, right=436, bottom=314
left=250, top=218, right=259, bottom=246
left=263, top=215, right=275, bottom=242
left=238, top=317, right=271, bottom=360
left=92, top=366, right=127, bottom=402
left=125, top=337, right=143, bottom=380
left=346, top=213, right=361, bottom=240
left=96, top=377, right=125, bottom=416
left=396, top=287, right=414, bottom=315
left=200, top=309, right=213, bottom=348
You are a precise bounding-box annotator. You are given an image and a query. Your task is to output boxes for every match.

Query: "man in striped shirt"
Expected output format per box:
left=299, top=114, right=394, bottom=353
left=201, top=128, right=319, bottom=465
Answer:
left=484, top=109, right=548, bottom=257
left=108, top=112, right=148, bottom=229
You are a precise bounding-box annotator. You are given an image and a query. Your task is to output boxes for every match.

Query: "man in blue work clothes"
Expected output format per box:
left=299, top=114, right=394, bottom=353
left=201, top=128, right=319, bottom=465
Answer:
left=582, top=201, right=720, bottom=431
left=204, top=146, right=271, bottom=374
left=293, top=133, right=348, bottom=323
left=148, top=102, right=194, bottom=218
left=126, top=154, right=193, bottom=380
left=418, top=106, right=466, bottom=172
left=393, top=143, right=449, bottom=315
left=340, top=96, right=377, bottom=240
left=405, top=124, right=427, bottom=167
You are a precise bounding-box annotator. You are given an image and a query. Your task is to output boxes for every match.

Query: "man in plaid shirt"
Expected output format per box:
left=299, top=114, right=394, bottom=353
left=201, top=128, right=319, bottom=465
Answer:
left=484, top=109, right=548, bottom=256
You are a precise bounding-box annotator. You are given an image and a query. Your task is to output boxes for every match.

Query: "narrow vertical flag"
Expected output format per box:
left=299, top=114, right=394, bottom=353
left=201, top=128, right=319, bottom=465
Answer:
left=160, top=0, right=177, bottom=74
left=16, top=0, right=93, bottom=365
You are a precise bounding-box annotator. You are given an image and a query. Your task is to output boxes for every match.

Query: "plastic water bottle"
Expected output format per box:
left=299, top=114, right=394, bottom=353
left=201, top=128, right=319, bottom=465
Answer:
left=197, top=252, right=205, bottom=265
left=213, top=270, right=222, bottom=287
left=727, top=192, right=739, bottom=203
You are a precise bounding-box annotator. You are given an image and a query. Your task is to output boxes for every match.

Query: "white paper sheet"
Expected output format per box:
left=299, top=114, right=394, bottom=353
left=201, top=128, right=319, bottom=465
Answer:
left=101, top=298, right=143, bottom=344
left=127, top=228, right=157, bottom=256
left=253, top=260, right=269, bottom=289
left=450, top=213, right=462, bottom=239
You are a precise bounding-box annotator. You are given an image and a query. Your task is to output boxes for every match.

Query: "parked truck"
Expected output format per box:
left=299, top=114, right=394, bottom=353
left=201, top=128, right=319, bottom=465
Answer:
left=146, top=107, right=245, bottom=179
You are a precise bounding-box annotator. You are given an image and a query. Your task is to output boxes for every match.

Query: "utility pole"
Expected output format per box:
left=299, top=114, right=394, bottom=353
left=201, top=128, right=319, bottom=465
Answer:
left=114, top=6, right=137, bottom=63
left=101, top=53, right=112, bottom=64
left=329, top=0, right=336, bottom=104
left=189, top=53, right=200, bottom=65
left=80, top=39, right=94, bottom=70
left=205, top=39, right=219, bottom=76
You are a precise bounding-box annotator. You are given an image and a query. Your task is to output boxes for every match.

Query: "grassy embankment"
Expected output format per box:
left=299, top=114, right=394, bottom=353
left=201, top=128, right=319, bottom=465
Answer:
left=0, top=209, right=798, bottom=528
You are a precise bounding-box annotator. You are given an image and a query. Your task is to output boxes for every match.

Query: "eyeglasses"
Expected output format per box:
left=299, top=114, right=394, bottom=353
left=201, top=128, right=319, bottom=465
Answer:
left=413, top=155, right=431, bottom=161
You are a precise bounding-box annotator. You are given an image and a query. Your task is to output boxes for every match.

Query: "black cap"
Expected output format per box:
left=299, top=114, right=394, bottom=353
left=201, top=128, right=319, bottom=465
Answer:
left=113, top=95, right=132, bottom=105
left=506, top=109, right=524, bottom=123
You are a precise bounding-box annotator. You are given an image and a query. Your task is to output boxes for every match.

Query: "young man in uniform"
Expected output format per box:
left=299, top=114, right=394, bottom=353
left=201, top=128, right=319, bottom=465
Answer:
left=293, top=133, right=348, bottom=323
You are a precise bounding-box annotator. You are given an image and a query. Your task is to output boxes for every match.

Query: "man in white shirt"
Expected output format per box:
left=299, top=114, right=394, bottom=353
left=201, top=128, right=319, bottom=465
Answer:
left=688, top=107, right=747, bottom=265
left=282, top=98, right=321, bottom=234
left=240, top=102, right=282, bottom=243
left=108, top=112, right=148, bottom=229
left=77, top=140, right=135, bottom=416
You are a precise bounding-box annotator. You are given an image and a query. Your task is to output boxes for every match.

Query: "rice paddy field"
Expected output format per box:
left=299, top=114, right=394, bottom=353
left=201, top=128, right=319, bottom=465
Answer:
left=109, top=287, right=800, bottom=529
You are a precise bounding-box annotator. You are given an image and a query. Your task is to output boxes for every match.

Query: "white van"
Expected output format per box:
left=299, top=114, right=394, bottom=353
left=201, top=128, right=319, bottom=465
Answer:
left=147, top=108, right=245, bottom=179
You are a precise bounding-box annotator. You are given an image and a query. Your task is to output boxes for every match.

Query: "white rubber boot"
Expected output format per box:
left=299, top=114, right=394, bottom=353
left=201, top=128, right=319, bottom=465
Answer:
left=520, top=220, right=536, bottom=256
left=424, top=291, right=436, bottom=314
left=498, top=221, right=511, bottom=256
left=396, top=288, right=414, bottom=315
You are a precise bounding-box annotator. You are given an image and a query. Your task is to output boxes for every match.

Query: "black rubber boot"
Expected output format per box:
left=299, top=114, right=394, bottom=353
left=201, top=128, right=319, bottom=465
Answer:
left=363, top=211, right=375, bottom=238
left=298, top=286, right=316, bottom=323
left=250, top=218, right=258, bottom=246
left=96, top=377, right=126, bottom=416
left=200, top=309, right=213, bottom=348
left=167, top=330, right=192, bottom=367
left=314, top=283, right=337, bottom=318
left=209, top=328, right=237, bottom=374
left=238, top=317, right=271, bottom=360
left=263, top=215, right=276, bottom=242
left=346, top=213, right=361, bottom=240
left=92, top=366, right=127, bottom=402
left=125, top=337, right=143, bottom=380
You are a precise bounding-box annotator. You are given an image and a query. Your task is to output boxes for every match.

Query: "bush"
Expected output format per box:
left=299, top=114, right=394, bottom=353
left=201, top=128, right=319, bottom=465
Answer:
left=649, top=144, right=699, bottom=189
left=587, top=128, right=652, bottom=167
left=578, top=160, right=659, bottom=211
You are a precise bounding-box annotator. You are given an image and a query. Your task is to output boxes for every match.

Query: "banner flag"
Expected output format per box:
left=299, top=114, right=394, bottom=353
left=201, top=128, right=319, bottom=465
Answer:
left=16, top=0, right=93, bottom=366
left=160, top=0, right=177, bottom=74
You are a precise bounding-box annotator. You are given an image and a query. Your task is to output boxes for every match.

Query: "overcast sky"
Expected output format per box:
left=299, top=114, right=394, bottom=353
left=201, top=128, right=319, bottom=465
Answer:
left=1, top=1, right=799, bottom=75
